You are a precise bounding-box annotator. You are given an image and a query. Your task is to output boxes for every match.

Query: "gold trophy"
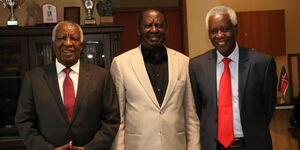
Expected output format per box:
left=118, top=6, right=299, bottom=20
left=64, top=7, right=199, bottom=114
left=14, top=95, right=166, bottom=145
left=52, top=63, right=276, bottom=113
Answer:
left=82, top=0, right=96, bottom=25
left=0, top=0, right=25, bottom=26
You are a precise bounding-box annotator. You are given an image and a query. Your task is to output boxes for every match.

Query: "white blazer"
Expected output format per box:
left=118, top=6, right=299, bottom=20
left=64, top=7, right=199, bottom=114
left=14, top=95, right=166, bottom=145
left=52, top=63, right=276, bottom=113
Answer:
left=110, top=45, right=200, bottom=150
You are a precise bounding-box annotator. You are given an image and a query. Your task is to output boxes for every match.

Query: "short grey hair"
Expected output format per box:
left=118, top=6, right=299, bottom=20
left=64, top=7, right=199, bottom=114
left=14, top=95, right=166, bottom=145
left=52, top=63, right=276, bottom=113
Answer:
left=52, top=21, right=84, bottom=42
left=205, top=6, right=237, bottom=29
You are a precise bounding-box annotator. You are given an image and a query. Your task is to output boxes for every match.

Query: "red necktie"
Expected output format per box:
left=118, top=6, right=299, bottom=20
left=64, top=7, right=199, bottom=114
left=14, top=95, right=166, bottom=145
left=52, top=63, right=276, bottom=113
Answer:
left=217, top=58, right=234, bottom=148
left=63, top=68, right=75, bottom=121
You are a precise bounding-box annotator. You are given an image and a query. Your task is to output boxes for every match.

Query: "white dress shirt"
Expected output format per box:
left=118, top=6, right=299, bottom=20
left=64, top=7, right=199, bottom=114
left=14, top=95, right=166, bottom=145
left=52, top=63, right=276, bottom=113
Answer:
left=216, top=43, right=244, bottom=138
left=56, top=59, right=80, bottom=103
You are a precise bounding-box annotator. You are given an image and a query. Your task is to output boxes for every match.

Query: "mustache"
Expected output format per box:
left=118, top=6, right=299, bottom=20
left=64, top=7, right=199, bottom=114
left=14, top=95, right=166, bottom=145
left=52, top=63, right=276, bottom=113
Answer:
left=146, top=33, right=161, bottom=38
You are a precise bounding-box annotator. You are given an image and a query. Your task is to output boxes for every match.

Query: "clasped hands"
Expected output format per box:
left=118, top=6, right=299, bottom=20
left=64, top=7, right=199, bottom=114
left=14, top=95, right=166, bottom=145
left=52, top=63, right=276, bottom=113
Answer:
left=54, top=141, right=85, bottom=150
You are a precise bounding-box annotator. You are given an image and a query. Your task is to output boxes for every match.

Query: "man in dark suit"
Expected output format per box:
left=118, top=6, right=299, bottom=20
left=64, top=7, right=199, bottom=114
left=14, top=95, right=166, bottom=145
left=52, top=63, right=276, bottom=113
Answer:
left=189, top=6, right=278, bottom=150
left=15, top=21, right=120, bottom=150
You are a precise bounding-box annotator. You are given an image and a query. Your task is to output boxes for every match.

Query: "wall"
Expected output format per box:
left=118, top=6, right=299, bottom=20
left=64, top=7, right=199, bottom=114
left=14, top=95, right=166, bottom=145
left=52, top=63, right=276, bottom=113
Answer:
left=186, top=0, right=218, bottom=57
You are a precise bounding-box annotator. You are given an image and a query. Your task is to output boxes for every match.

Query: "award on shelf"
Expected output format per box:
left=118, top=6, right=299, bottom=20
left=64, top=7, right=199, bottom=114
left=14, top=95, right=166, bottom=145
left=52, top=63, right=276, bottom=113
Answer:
left=42, top=4, right=58, bottom=24
left=0, top=0, right=25, bottom=26
left=82, top=0, right=96, bottom=25
left=97, top=0, right=114, bottom=23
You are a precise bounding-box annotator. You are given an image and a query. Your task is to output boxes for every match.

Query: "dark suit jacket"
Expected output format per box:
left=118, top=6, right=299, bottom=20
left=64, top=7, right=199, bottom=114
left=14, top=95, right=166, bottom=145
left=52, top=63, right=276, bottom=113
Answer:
left=189, top=46, right=277, bottom=150
left=15, top=60, right=120, bottom=150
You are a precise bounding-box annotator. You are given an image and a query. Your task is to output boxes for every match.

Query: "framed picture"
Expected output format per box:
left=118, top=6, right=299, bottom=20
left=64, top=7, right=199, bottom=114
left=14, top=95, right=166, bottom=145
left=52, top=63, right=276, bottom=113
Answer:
left=64, top=7, right=80, bottom=24
left=42, top=4, right=58, bottom=24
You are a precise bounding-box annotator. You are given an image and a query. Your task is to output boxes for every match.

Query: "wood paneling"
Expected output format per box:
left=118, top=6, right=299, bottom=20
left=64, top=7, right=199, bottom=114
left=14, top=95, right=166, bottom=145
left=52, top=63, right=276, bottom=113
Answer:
left=288, top=54, right=300, bottom=98
left=114, top=7, right=186, bottom=54
left=237, top=10, right=286, bottom=56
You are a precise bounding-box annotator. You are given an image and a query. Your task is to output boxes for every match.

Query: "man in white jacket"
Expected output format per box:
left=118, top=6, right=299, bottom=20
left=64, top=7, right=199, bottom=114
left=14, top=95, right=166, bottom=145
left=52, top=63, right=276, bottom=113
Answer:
left=110, top=9, right=200, bottom=150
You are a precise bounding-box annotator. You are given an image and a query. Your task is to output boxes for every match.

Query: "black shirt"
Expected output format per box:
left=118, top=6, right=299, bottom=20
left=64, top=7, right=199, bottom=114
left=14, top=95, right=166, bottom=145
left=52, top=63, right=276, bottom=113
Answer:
left=141, top=45, right=169, bottom=106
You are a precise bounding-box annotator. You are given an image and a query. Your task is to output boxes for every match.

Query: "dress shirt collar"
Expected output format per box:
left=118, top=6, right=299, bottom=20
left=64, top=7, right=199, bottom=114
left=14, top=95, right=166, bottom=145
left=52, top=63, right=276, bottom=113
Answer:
left=216, top=42, right=239, bottom=64
left=55, top=59, right=80, bottom=75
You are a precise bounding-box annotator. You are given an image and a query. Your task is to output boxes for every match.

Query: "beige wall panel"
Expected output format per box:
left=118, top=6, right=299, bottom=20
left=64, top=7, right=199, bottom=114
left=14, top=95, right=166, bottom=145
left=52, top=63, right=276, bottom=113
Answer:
left=186, top=0, right=220, bottom=58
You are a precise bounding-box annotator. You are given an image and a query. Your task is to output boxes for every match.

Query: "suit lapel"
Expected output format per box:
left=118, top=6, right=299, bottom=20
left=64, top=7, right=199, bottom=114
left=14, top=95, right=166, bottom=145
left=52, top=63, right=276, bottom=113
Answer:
left=161, top=48, right=178, bottom=109
left=43, top=64, right=68, bottom=122
left=208, top=50, right=218, bottom=108
left=130, top=47, right=160, bottom=108
left=72, top=60, right=91, bottom=121
left=238, top=47, right=251, bottom=109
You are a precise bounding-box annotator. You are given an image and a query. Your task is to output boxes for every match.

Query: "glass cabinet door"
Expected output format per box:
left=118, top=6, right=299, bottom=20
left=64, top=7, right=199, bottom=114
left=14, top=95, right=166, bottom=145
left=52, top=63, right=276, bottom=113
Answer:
left=81, top=41, right=105, bottom=68
left=0, top=37, right=28, bottom=139
left=84, top=34, right=111, bottom=69
left=29, top=35, right=110, bottom=69
left=29, top=36, right=54, bottom=69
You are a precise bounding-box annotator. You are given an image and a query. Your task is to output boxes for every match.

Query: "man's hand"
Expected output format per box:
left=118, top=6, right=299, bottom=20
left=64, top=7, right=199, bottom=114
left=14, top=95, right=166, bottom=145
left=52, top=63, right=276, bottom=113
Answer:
left=69, top=141, right=86, bottom=150
left=53, top=143, right=69, bottom=150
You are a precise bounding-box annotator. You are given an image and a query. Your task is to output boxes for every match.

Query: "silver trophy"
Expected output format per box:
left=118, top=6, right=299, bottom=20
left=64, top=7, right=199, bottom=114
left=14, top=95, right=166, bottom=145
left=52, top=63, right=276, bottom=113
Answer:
left=0, top=0, right=25, bottom=26
left=82, top=0, right=96, bottom=25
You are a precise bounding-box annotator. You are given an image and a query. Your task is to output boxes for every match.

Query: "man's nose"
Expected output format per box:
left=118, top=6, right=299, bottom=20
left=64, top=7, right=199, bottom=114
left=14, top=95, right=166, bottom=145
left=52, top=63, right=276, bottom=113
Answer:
left=216, top=30, right=225, bottom=38
left=150, top=25, right=158, bottom=33
left=64, top=37, right=72, bottom=45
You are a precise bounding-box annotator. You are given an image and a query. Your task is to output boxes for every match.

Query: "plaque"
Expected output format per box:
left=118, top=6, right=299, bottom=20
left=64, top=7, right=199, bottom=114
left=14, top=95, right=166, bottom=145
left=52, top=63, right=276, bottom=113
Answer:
left=42, top=4, right=58, bottom=24
left=97, top=0, right=114, bottom=23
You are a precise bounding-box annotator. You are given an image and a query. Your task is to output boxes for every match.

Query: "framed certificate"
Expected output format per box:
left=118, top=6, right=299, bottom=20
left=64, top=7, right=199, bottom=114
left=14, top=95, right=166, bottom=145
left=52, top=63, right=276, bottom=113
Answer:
left=42, top=4, right=58, bottom=24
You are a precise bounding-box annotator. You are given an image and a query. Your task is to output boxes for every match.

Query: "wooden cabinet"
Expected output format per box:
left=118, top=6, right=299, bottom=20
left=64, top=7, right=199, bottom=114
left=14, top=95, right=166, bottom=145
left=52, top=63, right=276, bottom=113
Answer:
left=237, top=10, right=286, bottom=56
left=0, top=23, right=123, bottom=149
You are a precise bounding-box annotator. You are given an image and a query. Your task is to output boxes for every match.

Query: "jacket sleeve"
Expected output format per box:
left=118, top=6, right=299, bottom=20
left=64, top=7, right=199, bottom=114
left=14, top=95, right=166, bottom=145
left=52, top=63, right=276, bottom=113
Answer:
left=15, top=72, right=55, bottom=150
left=263, top=56, right=278, bottom=124
left=109, top=59, right=126, bottom=150
left=184, top=62, right=201, bottom=150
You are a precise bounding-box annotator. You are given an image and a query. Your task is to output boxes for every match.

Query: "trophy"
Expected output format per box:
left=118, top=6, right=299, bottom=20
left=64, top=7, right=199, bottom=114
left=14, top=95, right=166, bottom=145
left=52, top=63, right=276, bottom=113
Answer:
left=82, top=0, right=96, bottom=25
left=0, top=0, right=25, bottom=26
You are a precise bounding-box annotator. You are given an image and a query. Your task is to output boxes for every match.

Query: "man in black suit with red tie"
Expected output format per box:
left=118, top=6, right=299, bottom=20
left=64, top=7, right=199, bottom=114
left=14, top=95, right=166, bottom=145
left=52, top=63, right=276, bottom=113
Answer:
left=189, top=6, right=278, bottom=150
left=15, top=21, right=120, bottom=150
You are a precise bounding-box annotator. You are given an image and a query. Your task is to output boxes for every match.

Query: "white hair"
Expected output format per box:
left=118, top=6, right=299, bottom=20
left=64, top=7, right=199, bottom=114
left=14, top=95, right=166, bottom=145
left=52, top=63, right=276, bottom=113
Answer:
left=205, top=6, right=237, bottom=29
left=52, top=21, right=84, bottom=42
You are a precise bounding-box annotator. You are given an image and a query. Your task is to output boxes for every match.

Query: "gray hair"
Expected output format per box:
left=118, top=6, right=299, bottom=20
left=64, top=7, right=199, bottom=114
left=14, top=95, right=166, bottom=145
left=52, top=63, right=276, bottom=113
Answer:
left=52, top=21, right=84, bottom=42
left=205, top=6, right=237, bottom=29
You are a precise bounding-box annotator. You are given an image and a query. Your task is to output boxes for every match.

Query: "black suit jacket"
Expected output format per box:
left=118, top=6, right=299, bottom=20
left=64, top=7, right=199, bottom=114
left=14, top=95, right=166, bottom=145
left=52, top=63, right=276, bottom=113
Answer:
left=15, top=60, right=120, bottom=150
left=189, top=46, right=277, bottom=150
